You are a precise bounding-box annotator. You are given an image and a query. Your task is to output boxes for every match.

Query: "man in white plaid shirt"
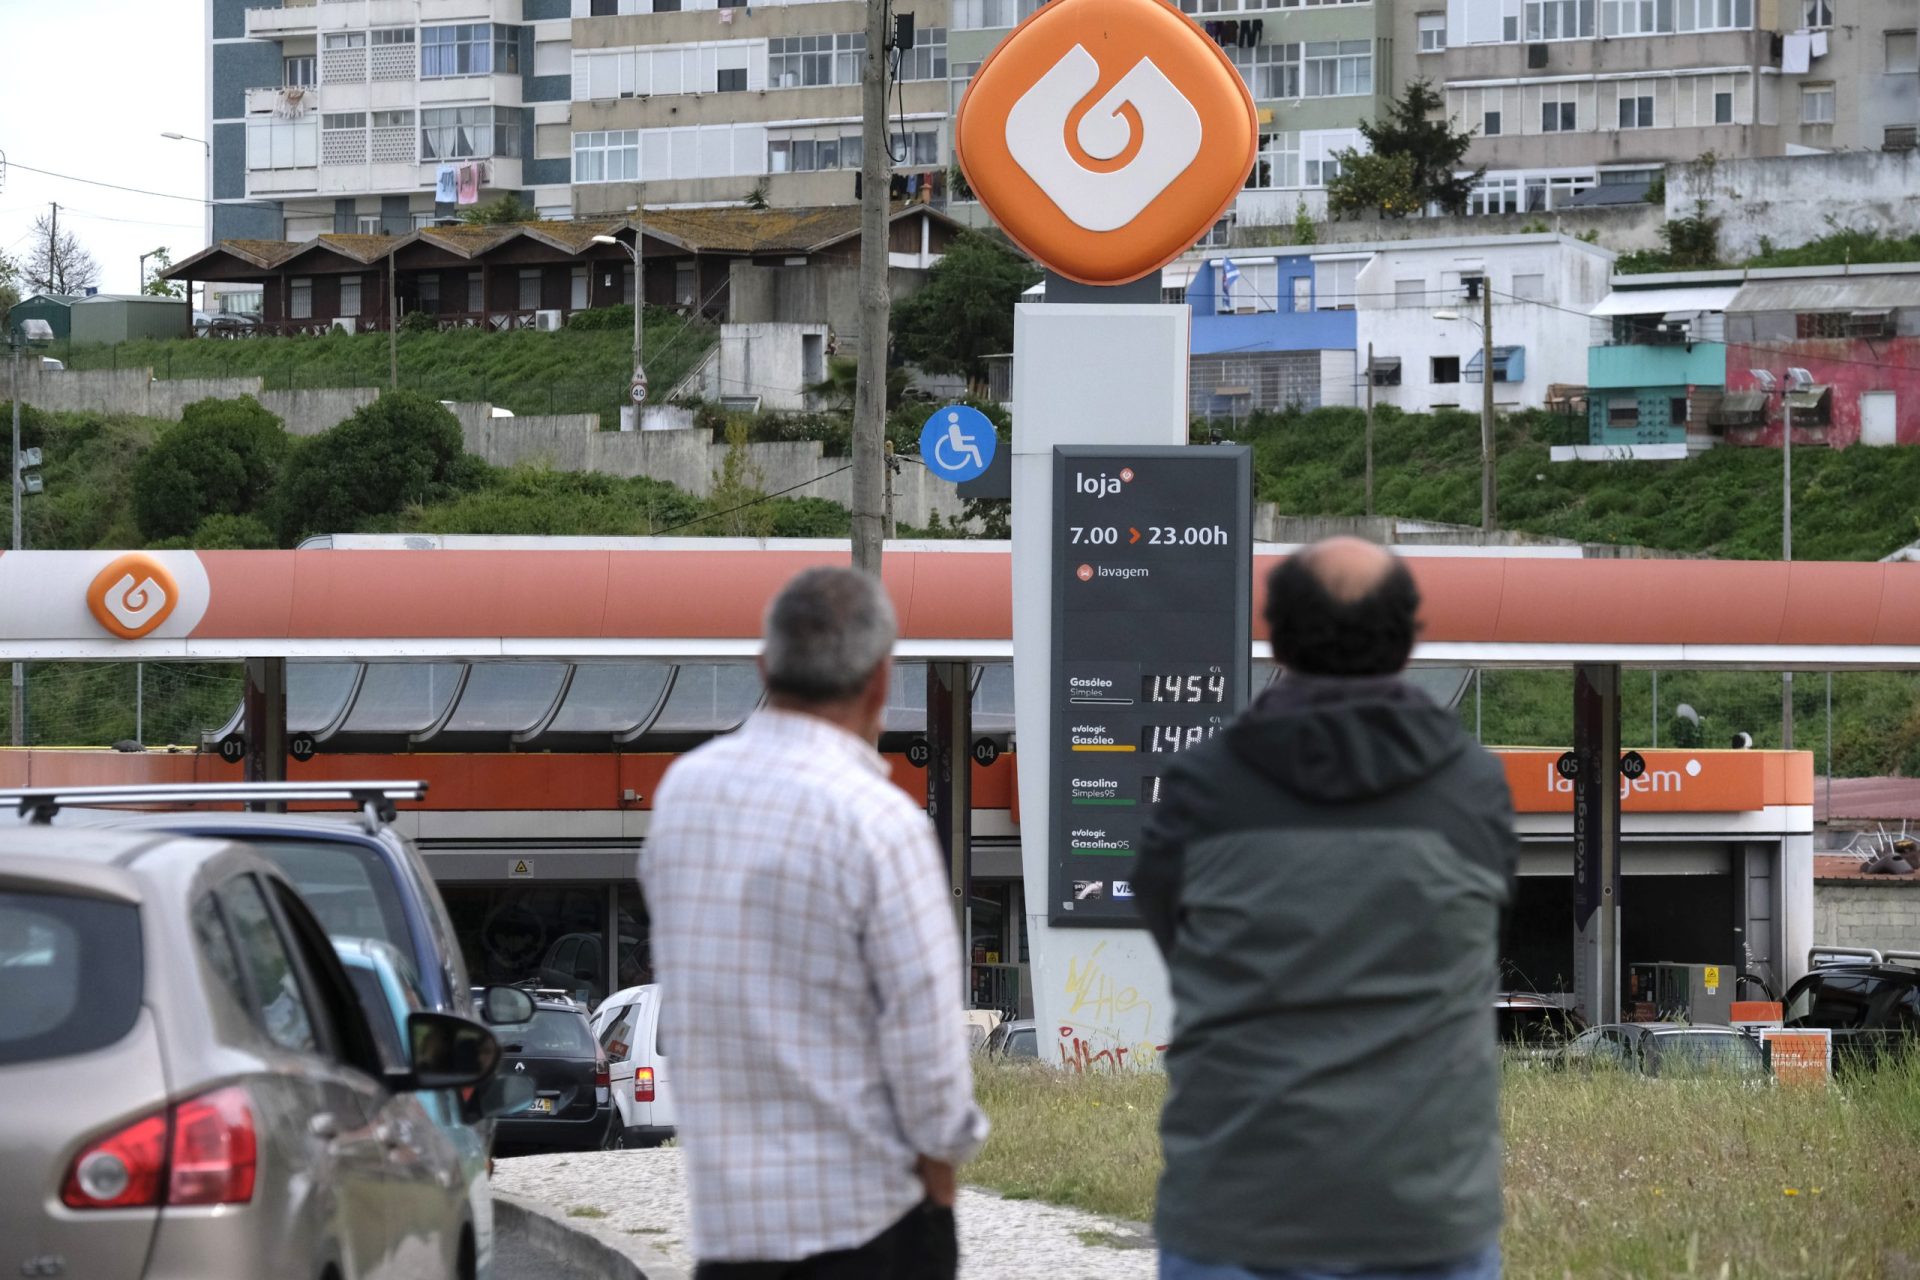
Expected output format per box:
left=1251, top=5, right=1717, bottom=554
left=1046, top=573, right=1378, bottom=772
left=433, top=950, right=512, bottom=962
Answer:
left=641, top=567, right=989, bottom=1278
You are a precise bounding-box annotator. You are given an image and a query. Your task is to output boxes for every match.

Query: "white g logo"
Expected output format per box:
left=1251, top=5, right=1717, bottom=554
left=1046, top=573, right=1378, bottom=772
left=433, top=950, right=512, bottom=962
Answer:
left=1005, top=45, right=1203, bottom=232
left=102, top=573, right=170, bottom=633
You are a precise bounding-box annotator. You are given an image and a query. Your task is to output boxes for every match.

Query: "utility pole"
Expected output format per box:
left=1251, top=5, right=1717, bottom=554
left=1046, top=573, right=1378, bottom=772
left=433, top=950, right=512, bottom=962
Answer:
left=388, top=252, right=399, bottom=390
left=1363, top=340, right=1375, bottom=518
left=883, top=438, right=897, bottom=539
left=850, top=0, right=893, bottom=575
left=1782, top=393, right=1793, bottom=749
left=49, top=203, right=59, bottom=295
left=9, top=337, right=23, bottom=745
left=1480, top=280, right=1496, bottom=532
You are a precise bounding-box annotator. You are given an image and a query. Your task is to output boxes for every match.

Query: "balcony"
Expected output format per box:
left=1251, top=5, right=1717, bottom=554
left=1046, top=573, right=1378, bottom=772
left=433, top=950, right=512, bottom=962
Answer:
left=244, top=1, right=319, bottom=39
left=245, top=85, right=320, bottom=117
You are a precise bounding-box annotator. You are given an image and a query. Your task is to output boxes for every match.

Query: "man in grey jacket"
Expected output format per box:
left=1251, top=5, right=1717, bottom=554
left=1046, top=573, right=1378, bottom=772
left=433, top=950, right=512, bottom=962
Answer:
left=1136, top=538, right=1516, bottom=1280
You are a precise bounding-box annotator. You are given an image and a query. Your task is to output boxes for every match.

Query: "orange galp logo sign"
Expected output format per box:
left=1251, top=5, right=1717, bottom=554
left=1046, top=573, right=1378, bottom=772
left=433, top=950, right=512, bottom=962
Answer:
left=955, top=0, right=1257, bottom=287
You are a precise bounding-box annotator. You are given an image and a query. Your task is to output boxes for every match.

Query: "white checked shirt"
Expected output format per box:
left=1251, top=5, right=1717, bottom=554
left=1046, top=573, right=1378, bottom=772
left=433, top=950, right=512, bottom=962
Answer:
left=640, top=708, right=989, bottom=1263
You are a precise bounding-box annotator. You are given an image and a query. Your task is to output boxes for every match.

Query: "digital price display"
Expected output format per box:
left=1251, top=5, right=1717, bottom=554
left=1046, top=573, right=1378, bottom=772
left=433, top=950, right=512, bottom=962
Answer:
left=1049, top=446, right=1252, bottom=926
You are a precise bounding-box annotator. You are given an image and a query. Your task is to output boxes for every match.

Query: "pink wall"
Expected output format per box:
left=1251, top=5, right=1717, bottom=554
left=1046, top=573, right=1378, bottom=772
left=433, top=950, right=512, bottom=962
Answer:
left=1722, top=338, right=1920, bottom=449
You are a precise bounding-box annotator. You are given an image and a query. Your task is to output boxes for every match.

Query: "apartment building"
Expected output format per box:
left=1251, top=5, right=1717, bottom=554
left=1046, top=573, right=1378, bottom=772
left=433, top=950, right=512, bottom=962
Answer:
left=565, top=0, right=952, bottom=215
left=209, top=0, right=573, bottom=243
left=1391, top=0, right=1920, bottom=214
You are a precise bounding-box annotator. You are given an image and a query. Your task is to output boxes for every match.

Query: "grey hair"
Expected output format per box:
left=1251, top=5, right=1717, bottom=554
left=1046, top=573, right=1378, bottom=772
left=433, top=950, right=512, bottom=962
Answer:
left=761, top=567, right=898, bottom=702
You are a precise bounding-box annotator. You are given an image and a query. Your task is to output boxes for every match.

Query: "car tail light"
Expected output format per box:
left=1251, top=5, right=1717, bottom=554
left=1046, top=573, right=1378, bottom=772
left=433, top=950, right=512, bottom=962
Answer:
left=634, top=1067, right=655, bottom=1102
left=167, top=1087, right=256, bottom=1206
left=61, top=1086, right=256, bottom=1211
left=62, top=1112, right=169, bottom=1209
left=595, top=1057, right=611, bottom=1090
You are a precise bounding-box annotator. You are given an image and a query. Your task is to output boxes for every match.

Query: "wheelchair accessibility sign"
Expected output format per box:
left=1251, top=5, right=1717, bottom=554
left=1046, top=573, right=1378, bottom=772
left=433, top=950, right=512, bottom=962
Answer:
left=920, top=405, right=998, bottom=483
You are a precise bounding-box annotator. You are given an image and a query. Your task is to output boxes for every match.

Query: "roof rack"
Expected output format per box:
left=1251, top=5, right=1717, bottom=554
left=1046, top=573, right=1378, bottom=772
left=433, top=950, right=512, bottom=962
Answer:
left=1809, top=945, right=1883, bottom=967
left=0, top=781, right=427, bottom=831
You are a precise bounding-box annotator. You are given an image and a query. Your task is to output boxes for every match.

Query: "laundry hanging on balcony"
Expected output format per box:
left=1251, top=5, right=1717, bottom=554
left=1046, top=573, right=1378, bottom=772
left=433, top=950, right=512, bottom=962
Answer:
left=457, top=164, right=480, bottom=205
left=436, top=166, right=459, bottom=205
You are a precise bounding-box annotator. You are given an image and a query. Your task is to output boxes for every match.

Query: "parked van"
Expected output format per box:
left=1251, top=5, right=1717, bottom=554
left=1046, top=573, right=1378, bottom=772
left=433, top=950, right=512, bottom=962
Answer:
left=589, top=984, right=674, bottom=1147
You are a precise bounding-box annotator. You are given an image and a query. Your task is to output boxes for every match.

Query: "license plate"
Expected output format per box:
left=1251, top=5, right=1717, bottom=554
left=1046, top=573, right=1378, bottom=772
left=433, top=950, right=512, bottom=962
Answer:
left=529, top=1096, right=556, bottom=1114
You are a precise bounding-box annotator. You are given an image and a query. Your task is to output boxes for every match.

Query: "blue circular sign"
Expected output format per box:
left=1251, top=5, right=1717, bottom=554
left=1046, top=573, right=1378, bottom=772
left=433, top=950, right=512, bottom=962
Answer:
left=919, top=405, right=998, bottom=484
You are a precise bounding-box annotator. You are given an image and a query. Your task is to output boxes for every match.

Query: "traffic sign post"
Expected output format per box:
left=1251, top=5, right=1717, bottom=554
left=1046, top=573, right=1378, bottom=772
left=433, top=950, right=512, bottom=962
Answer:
left=919, top=405, right=998, bottom=484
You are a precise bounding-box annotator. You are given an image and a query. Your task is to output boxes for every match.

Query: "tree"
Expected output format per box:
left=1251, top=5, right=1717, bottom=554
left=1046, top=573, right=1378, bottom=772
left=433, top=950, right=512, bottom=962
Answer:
left=24, top=213, right=100, bottom=296
left=707, top=419, right=776, bottom=537
left=807, top=356, right=909, bottom=413
left=141, top=248, right=185, bottom=299
left=275, top=391, right=475, bottom=543
left=457, top=196, right=538, bottom=226
left=1326, top=80, right=1482, bottom=219
left=133, top=396, right=289, bottom=541
left=0, top=250, right=19, bottom=321
left=891, top=231, right=1040, bottom=385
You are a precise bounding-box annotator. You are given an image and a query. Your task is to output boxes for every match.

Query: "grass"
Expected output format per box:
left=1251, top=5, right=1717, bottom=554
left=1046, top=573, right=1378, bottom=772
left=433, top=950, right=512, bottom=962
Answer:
left=1239, top=407, right=1920, bottom=562
left=969, top=1057, right=1920, bottom=1278
left=51, top=312, right=713, bottom=429
left=565, top=1205, right=608, bottom=1219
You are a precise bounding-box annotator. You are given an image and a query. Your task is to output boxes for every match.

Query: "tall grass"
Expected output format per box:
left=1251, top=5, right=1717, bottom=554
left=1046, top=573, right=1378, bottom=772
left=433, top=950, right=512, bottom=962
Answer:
left=969, top=1056, right=1920, bottom=1278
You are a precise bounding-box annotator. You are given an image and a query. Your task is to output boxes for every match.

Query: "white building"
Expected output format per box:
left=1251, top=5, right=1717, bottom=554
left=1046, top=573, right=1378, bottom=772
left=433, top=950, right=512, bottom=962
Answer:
left=1353, top=233, right=1616, bottom=414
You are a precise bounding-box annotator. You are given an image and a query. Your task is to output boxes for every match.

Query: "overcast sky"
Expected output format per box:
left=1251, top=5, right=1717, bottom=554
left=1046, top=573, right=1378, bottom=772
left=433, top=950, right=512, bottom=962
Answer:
left=2, top=1, right=208, bottom=297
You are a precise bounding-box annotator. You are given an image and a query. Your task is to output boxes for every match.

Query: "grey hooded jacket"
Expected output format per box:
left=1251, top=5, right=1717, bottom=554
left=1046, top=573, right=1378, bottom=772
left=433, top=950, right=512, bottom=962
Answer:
left=1134, top=673, right=1517, bottom=1271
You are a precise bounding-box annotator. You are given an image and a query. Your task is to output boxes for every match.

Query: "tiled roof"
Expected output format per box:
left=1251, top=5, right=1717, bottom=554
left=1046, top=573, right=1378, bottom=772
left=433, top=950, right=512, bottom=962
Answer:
left=1815, top=853, right=1920, bottom=883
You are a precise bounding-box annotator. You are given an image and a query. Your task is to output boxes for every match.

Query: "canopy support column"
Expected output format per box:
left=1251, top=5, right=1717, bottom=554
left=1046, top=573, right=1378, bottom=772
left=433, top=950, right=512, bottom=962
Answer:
left=927, top=661, right=972, bottom=998
left=243, top=657, right=286, bottom=812
left=1572, top=662, right=1622, bottom=1027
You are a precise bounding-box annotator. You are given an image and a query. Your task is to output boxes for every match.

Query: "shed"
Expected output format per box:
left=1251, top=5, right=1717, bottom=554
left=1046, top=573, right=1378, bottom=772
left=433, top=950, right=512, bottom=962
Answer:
left=68, top=295, right=191, bottom=345
left=7, top=294, right=81, bottom=342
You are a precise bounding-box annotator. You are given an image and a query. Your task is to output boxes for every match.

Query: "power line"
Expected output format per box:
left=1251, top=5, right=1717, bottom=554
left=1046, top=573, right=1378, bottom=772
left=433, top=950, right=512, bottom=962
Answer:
left=0, top=158, right=281, bottom=213
left=649, top=463, right=853, bottom=535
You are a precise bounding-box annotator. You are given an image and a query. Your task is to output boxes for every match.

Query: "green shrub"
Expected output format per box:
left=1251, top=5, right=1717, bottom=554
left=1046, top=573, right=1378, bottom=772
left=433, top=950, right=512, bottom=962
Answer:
left=566, top=304, right=634, bottom=332
left=274, top=390, right=472, bottom=543
left=132, top=396, right=287, bottom=541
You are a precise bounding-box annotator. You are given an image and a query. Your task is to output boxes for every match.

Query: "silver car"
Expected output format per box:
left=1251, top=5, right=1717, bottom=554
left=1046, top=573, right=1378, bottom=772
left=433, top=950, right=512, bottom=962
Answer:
left=0, top=824, right=529, bottom=1280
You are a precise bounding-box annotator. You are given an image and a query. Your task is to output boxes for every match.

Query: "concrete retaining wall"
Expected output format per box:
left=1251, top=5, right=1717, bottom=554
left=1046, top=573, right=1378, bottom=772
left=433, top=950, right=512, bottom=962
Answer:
left=1668, top=151, right=1920, bottom=261
left=1814, top=881, right=1920, bottom=954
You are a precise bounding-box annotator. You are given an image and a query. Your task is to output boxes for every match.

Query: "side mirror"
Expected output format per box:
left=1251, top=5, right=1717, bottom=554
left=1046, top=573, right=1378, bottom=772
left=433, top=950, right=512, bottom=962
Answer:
left=404, top=1012, right=501, bottom=1090
left=463, top=1071, right=538, bottom=1124
left=478, top=985, right=535, bottom=1027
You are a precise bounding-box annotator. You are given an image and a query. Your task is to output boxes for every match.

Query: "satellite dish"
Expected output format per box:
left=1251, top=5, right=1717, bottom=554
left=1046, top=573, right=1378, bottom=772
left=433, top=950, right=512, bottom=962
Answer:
left=1730, top=731, right=1753, bottom=749
left=1674, top=703, right=1701, bottom=727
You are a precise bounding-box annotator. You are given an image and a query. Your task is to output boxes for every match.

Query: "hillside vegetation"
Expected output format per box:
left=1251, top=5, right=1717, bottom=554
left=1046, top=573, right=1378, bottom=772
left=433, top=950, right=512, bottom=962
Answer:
left=1240, top=407, right=1920, bottom=561
left=54, top=308, right=711, bottom=428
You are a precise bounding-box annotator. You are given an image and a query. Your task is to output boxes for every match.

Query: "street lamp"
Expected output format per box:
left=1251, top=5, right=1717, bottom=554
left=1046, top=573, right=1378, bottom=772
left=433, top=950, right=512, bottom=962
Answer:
left=592, top=228, right=647, bottom=423
left=7, top=317, right=53, bottom=745
left=162, top=132, right=213, bottom=308
left=1749, top=365, right=1816, bottom=749
left=139, top=246, right=168, bottom=296
left=1433, top=280, right=1498, bottom=531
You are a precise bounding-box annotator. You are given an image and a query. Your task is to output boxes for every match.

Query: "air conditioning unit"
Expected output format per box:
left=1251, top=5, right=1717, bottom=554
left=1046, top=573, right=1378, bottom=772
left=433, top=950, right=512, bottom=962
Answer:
left=533, top=309, right=564, bottom=332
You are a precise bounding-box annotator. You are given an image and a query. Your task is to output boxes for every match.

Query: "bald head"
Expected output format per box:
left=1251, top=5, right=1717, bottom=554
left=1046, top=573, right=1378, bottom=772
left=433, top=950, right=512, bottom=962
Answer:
left=1264, top=539, right=1421, bottom=677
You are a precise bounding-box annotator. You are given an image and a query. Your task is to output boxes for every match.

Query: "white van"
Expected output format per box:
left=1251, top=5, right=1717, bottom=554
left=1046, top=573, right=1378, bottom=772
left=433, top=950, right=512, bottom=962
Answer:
left=590, top=983, right=675, bottom=1147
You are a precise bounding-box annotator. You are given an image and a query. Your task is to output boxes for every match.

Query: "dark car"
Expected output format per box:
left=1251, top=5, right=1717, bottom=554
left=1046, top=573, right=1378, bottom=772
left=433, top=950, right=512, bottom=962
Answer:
left=1496, top=993, right=1586, bottom=1061
left=1781, top=949, right=1920, bottom=1070
left=984, top=1018, right=1038, bottom=1059
left=1562, top=1023, right=1766, bottom=1079
left=489, top=990, right=616, bottom=1154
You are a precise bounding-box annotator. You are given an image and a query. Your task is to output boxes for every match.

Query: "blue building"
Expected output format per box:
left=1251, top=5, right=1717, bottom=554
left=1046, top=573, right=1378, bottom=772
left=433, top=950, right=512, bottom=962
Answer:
left=1580, top=276, right=1738, bottom=457
left=1181, top=251, right=1359, bottom=419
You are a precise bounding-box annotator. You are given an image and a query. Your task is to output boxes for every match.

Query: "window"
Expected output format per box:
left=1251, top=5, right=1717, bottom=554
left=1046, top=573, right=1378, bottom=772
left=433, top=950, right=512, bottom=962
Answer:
left=0, top=891, right=143, bottom=1066
left=889, top=127, right=941, bottom=166
left=1484, top=110, right=1502, bottom=136
left=1714, top=91, right=1734, bottom=124
left=340, top=276, right=362, bottom=318
left=222, top=876, right=317, bottom=1055
left=1460, top=270, right=1485, bottom=300
left=768, top=33, right=863, bottom=88
left=422, top=24, right=520, bottom=77
left=1802, top=84, right=1835, bottom=125
left=324, top=31, right=366, bottom=49
left=1465, top=345, right=1525, bottom=383
left=1432, top=356, right=1461, bottom=384
left=571, top=266, right=589, bottom=311
left=1676, top=0, right=1751, bottom=29
left=675, top=262, right=696, bottom=307
left=285, top=55, right=315, bottom=86
left=1214, top=260, right=1279, bottom=314
left=372, top=28, right=413, bottom=44
left=1291, top=276, right=1312, bottom=311
left=1234, top=43, right=1300, bottom=100
left=1888, top=31, right=1918, bottom=74
left=1314, top=258, right=1360, bottom=310
left=1511, top=273, right=1546, bottom=301
left=290, top=278, right=313, bottom=320
left=900, top=28, right=947, bottom=81
left=467, top=272, right=484, bottom=313
left=417, top=274, right=441, bottom=314
left=654, top=0, right=682, bottom=10
left=1803, top=0, right=1832, bottom=28
left=1542, top=100, right=1576, bottom=132
left=717, top=66, right=746, bottom=91
left=592, top=0, right=618, bottom=11
left=1395, top=278, right=1426, bottom=306
left=356, top=214, right=382, bottom=234
left=1608, top=397, right=1640, bottom=426
left=1618, top=93, right=1654, bottom=128
left=518, top=269, right=542, bottom=311
left=323, top=112, right=365, bottom=131
left=1369, top=358, right=1402, bottom=386
left=574, top=129, right=640, bottom=182
left=1418, top=12, right=1446, bottom=51
left=422, top=107, right=523, bottom=160
left=1671, top=396, right=1689, bottom=424
left=1603, top=0, right=1671, bottom=34
left=1302, top=40, right=1371, bottom=97
left=1527, top=0, right=1594, bottom=39
left=192, top=894, right=249, bottom=1017
left=952, top=0, right=1025, bottom=29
